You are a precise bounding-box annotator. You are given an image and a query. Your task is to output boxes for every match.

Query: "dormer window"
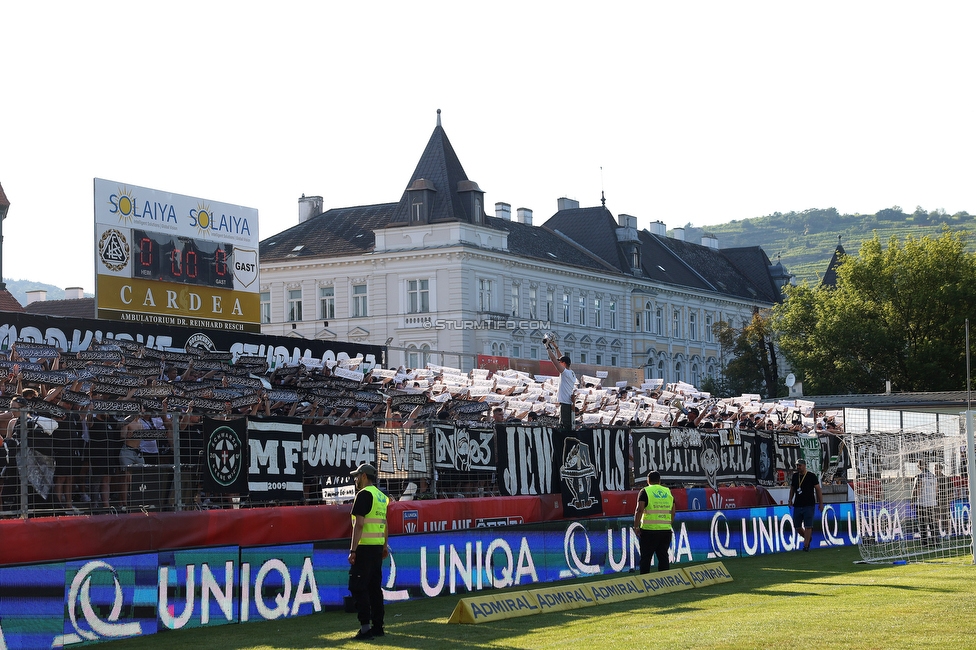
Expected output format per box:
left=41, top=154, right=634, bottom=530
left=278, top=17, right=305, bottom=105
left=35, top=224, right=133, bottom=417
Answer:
left=406, top=178, right=436, bottom=225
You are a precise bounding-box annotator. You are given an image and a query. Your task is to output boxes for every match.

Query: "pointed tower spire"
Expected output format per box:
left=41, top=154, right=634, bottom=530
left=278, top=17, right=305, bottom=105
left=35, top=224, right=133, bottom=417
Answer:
left=436, top=108, right=441, bottom=127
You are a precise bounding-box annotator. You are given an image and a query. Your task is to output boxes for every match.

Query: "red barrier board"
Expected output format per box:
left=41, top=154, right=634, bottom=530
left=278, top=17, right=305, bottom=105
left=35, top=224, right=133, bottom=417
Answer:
left=0, top=488, right=769, bottom=567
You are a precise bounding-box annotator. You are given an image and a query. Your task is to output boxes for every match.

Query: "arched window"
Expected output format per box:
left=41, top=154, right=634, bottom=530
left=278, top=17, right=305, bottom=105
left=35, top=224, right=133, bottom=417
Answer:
left=674, top=361, right=682, bottom=383
left=692, top=363, right=700, bottom=387
left=644, top=301, right=653, bottom=333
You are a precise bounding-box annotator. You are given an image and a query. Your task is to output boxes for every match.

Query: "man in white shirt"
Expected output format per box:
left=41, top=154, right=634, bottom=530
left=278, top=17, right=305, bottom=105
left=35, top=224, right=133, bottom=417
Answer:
left=545, top=339, right=576, bottom=430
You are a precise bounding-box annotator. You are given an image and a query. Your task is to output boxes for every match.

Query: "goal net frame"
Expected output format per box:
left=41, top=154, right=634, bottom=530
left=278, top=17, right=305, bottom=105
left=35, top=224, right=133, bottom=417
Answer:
left=845, top=409, right=973, bottom=564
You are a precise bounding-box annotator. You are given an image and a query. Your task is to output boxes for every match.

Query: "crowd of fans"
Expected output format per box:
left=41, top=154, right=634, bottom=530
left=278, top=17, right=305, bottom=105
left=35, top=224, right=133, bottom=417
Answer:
left=0, top=339, right=841, bottom=516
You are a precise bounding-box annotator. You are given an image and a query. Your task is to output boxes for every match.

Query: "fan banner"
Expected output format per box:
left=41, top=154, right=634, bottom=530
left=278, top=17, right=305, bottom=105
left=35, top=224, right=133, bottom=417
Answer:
left=302, top=423, right=375, bottom=477
left=246, top=417, right=304, bottom=501
left=375, top=427, right=431, bottom=480
left=202, top=417, right=249, bottom=494
left=755, top=430, right=776, bottom=487
left=553, top=429, right=604, bottom=518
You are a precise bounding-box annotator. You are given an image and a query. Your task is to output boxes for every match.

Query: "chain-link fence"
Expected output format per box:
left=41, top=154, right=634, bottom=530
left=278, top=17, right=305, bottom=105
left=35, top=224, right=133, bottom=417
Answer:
left=0, top=411, right=502, bottom=518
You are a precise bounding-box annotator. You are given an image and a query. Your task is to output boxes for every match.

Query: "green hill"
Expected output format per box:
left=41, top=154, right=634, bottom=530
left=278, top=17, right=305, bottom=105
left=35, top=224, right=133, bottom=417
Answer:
left=675, top=206, right=974, bottom=286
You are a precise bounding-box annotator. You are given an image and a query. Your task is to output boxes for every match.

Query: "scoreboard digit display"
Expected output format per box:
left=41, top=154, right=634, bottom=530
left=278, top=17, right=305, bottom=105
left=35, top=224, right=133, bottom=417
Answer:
left=133, top=229, right=235, bottom=290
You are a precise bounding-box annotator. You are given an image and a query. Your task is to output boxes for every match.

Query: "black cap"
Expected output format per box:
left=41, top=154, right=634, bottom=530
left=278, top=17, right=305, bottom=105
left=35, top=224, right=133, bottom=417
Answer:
left=559, top=355, right=571, bottom=364
left=350, top=463, right=377, bottom=479
left=796, top=458, right=806, bottom=466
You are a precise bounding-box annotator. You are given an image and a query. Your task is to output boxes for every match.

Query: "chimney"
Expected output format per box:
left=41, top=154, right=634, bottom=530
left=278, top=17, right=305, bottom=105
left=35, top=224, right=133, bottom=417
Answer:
left=298, top=195, right=324, bottom=223
left=701, top=234, right=718, bottom=250
left=672, top=227, right=685, bottom=241
left=516, top=207, right=533, bottom=225
left=495, top=202, right=512, bottom=220
left=64, top=287, right=85, bottom=299
left=618, top=214, right=637, bottom=229
left=557, top=197, right=580, bottom=211
left=26, top=289, right=47, bottom=304
left=647, top=220, right=666, bottom=236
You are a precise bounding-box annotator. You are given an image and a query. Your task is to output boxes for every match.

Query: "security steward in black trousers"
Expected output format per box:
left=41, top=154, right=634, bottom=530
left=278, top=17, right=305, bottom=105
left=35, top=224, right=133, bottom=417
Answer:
left=348, top=463, right=390, bottom=640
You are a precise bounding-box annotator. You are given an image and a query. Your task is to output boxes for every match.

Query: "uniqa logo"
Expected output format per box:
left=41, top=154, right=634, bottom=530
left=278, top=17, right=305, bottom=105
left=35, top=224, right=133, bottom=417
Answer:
left=55, top=560, right=142, bottom=645
left=709, top=511, right=738, bottom=558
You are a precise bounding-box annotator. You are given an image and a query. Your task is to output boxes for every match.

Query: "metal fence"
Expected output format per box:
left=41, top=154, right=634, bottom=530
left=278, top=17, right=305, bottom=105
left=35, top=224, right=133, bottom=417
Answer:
left=0, top=411, right=502, bottom=519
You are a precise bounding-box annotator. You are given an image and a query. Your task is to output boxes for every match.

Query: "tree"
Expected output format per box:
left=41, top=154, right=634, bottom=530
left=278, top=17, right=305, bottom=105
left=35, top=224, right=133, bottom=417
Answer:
left=710, top=310, right=782, bottom=399
left=772, top=229, right=976, bottom=394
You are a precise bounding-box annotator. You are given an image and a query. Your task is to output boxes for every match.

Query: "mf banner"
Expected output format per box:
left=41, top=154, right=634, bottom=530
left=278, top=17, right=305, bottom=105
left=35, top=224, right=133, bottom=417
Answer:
left=246, top=417, right=304, bottom=502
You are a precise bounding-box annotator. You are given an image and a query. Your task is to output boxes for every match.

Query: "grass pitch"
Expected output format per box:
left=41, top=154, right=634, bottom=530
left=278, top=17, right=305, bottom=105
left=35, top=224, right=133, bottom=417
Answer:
left=104, top=545, right=975, bottom=649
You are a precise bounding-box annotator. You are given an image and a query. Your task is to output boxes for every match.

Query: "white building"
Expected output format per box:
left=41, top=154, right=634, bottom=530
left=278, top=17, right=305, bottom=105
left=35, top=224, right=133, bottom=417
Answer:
left=258, top=112, right=788, bottom=383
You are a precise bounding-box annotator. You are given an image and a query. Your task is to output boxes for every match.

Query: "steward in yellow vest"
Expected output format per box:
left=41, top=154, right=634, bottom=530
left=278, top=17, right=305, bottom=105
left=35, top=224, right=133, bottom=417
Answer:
left=348, top=463, right=389, bottom=640
left=633, top=470, right=676, bottom=574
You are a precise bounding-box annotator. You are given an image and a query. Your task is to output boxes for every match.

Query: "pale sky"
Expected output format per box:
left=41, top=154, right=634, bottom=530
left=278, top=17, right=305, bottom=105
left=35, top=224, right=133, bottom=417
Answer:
left=3, top=1, right=974, bottom=291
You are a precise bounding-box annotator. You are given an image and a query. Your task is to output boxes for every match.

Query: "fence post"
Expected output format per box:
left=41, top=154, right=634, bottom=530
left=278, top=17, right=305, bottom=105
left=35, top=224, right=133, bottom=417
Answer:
left=172, top=414, right=182, bottom=512
left=17, top=412, right=28, bottom=519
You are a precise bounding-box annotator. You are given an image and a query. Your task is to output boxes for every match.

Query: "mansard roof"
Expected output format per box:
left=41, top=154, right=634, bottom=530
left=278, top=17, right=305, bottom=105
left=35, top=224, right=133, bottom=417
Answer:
left=260, top=203, right=396, bottom=262
left=542, top=205, right=631, bottom=273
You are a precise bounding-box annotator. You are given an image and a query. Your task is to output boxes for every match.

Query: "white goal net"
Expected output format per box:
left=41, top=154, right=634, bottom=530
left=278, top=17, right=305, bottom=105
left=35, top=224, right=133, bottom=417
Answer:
left=846, top=421, right=972, bottom=564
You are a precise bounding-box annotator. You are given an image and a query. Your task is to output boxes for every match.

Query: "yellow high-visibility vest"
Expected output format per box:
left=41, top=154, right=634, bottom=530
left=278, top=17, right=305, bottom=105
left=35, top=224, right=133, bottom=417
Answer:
left=352, top=485, right=389, bottom=545
left=640, top=484, right=674, bottom=530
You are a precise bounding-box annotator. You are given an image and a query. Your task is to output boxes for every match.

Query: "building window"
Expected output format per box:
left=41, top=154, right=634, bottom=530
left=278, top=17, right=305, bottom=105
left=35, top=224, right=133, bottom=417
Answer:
left=287, top=289, right=303, bottom=322
left=407, top=279, right=429, bottom=314
left=689, top=312, right=698, bottom=341
left=595, top=353, right=603, bottom=365
left=578, top=296, right=586, bottom=326
left=609, top=300, right=617, bottom=330
left=528, top=287, right=537, bottom=319
left=643, top=301, right=652, bottom=333
left=657, top=360, right=665, bottom=380
left=411, top=202, right=424, bottom=223
left=655, top=308, right=663, bottom=336
left=546, top=289, right=554, bottom=322
left=319, top=286, right=335, bottom=320
left=674, top=361, right=682, bottom=383
left=594, top=298, right=602, bottom=328
left=705, top=315, right=714, bottom=343
left=530, top=346, right=539, bottom=360
left=511, top=284, right=520, bottom=317
left=579, top=351, right=587, bottom=364
left=513, top=344, right=522, bottom=358
left=260, top=291, right=271, bottom=324
left=352, top=284, right=368, bottom=318
left=692, top=363, right=700, bottom=387
left=673, top=309, right=682, bottom=339
left=479, top=278, right=492, bottom=312
left=610, top=355, right=618, bottom=366
left=406, top=345, right=418, bottom=368
left=562, top=292, right=570, bottom=324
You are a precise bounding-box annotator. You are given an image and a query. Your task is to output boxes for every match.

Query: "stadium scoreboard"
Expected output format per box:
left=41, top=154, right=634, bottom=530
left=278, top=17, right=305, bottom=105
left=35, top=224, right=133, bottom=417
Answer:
left=94, top=179, right=261, bottom=332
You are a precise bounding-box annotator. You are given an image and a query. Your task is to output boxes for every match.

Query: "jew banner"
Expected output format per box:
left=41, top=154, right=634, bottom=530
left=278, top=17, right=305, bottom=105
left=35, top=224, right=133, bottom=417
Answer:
left=375, top=427, right=431, bottom=480
left=202, top=417, right=249, bottom=494
left=246, top=417, right=304, bottom=502
left=496, top=425, right=554, bottom=497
